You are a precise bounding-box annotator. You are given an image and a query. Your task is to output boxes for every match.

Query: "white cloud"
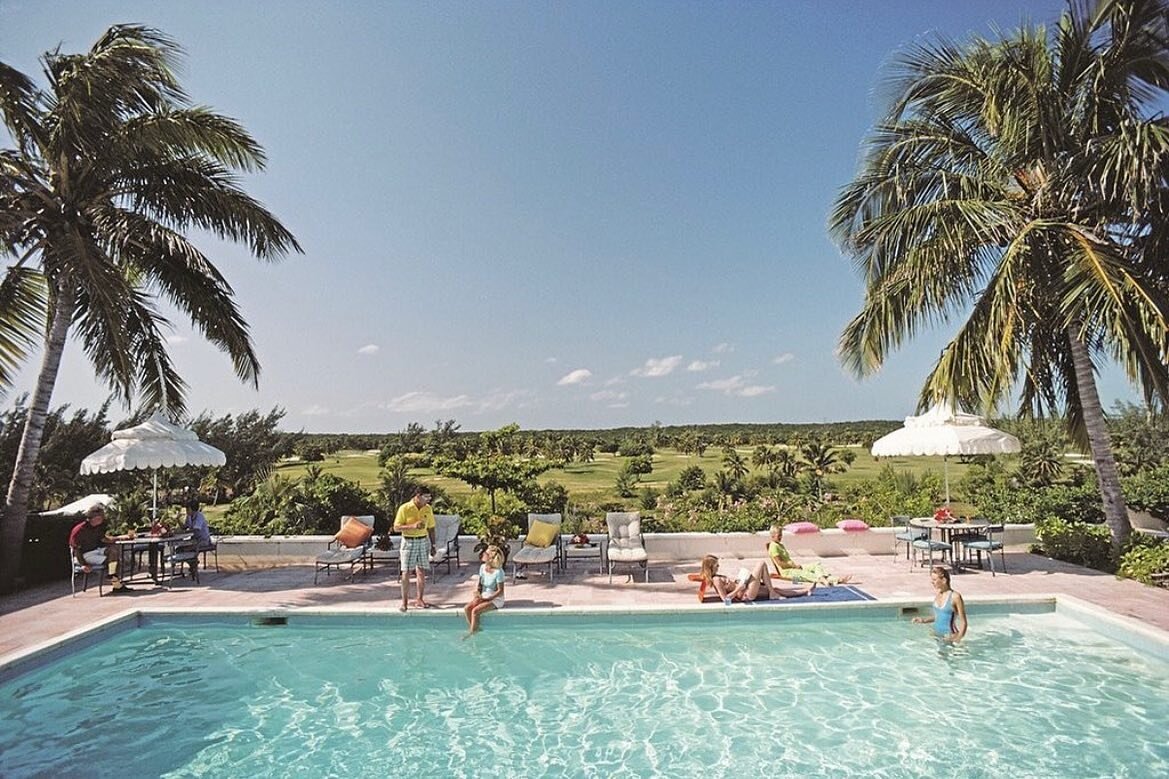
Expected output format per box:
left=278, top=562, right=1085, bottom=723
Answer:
left=545, top=356, right=558, bottom=364
left=772, top=352, right=794, bottom=365
left=357, top=344, right=380, bottom=356
left=604, top=376, right=626, bottom=386
left=697, top=375, right=776, bottom=398
left=165, top=334, right=189, bottom=346
left=632, top=355, right=683, bottom=377
left=557, top=368, right=592, bottom=386
left=301, top=404, right=330, bottom=416
left=712, top=342, right=734, bottom=354
left=589, top=389, right=627, bottom=403
left=687, top=359, right=719, bottom=372
left=654, top=394, right=694, bottom=407
left=384, top=391, right=473, bottom=413
left=475, top=389, right=534, bottom=412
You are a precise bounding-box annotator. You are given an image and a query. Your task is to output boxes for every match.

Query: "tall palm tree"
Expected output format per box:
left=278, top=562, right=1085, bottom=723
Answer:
left=830, top=0, right=1169, bottom=554
left=0, top=26, right=301, bottom=590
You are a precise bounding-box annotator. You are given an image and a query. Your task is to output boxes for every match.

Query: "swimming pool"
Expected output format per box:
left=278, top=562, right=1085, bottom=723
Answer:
left=1, top=603, right=1167, bottom=777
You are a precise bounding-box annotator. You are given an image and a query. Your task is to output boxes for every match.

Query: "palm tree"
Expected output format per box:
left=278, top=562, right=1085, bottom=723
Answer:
left=0, top=26, right=301, bottom=590
left=830, top=0, right=1169, bottom=554
left=751, top=444, right=777, bottom=473
left=798, top=441, right=847, bottom=501
left=722, top=448, right=749, bottom=482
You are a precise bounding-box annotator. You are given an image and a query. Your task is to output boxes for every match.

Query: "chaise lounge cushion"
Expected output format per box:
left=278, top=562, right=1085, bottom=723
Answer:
left=525, top=519, right=559, bottom=548
left=335, top=517, right=373, bottom=547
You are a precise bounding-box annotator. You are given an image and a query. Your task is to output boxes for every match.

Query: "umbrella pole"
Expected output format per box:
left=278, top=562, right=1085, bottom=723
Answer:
left=943, top=456, right=950, bottom=505
left=151, top=470, right=158, bottom=519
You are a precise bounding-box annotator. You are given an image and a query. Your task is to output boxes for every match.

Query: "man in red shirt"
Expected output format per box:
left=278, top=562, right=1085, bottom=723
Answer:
left=69, top=506, right=136, bottom=594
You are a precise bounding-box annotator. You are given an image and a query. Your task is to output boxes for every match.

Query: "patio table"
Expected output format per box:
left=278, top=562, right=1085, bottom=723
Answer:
left=909, top=518, right=988, bottom=574
left=115, top=532, right=193, bottom=584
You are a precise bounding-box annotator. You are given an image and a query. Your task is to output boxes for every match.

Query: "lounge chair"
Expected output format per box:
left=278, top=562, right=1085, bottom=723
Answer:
left=166, top=538, right=201, bottom=585
left=512, top=513, right=562, bottom=583
left=606, top=511, right=648, bottom=583
left=314, top=515, right=374, bottom=584
left=430, top=514, right=462, bottom=576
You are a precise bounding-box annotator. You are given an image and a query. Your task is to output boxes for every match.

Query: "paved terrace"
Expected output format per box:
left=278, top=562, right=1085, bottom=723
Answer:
left=3, top=548, right=1168, bottom=662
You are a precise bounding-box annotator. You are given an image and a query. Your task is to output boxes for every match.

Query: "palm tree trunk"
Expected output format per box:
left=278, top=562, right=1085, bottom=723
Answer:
left=0, top=293, right=72, bottom=593
left=1068, top=329, right=1130, bottom=554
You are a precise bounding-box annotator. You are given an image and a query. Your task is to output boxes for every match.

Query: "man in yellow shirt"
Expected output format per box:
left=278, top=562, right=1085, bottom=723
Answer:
left=393, top=486, right=436, bottom=611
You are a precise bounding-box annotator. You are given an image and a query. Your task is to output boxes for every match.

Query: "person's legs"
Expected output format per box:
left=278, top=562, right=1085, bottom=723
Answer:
left=414, top=566, right=429, bottom=607
left=399, top=568, right=411, bottom=611
left=463, top=597, right=480, bottom=626
left=102, top=545, right=133, bottom=591
left=468, top=600, right=496, bottom=632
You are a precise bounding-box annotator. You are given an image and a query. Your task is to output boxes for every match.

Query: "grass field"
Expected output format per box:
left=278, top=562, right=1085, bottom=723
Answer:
left=270, top=447, right=986, bottom=506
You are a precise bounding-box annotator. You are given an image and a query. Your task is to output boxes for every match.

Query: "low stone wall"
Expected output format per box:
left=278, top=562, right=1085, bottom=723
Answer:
left=213, top=525, right=1036, bottom=569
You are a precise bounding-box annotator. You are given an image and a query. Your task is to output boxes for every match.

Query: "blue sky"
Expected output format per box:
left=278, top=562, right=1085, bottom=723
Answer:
left=2, top=0, right=1137, bottom=433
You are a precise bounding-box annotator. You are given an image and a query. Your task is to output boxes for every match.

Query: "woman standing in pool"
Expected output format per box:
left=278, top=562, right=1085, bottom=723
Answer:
left=913, top=566, right=968, bottom=643
left=464, top=545, right=506, bottom=634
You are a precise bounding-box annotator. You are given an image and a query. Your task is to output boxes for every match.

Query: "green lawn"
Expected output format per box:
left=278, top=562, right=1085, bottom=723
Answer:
left=270, top=447, right=987, bottom=505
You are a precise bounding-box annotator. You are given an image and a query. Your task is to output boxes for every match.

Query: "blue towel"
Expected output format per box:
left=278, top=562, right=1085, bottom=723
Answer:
left=778, top=584, right=874, bottom=604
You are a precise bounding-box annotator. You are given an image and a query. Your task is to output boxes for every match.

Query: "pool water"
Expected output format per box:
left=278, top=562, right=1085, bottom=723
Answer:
left=1, top=609, right=1167, bottom=777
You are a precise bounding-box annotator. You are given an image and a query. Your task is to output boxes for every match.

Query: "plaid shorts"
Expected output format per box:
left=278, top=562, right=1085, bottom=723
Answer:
left=401, top=536, right=431, bottom=571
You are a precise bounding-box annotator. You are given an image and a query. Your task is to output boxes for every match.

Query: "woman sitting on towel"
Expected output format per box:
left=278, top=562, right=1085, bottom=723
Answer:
left=768, top=524, right=854, bottom=586
left=699, top=555, right=814, bottom=603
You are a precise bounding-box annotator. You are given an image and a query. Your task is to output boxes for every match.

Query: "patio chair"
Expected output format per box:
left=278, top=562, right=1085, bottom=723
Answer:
left=199, top=525, right=220, bottom=572
left=892, top=515, right=926, bottom=561
left=69, top=546, right=106, bottom=596
left=958, top=518, right=1006, bottom=576
left=910, top=520, right=952, bottom=570
left=512, top=513, right=562, bottom=583
left=430, top=514, right=462, bottom=576
left=314, top=515, right=374, bottom=584
left=166, top=538, right=201, bottom=585
left=606, top=511, right=648, bottom=583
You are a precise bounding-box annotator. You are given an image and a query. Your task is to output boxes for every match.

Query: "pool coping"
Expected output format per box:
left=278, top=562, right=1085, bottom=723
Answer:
left=4, top=592, right=1168, bottom=683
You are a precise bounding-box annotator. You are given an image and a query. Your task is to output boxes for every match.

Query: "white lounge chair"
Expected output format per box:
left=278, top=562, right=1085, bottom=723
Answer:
left=606, top=511, right=648, bottom=583
left=315, top=515, right=373, bottom=584
left=512, top=513, right=562, bottom=582
left=430, top=514, right=462, bottom=575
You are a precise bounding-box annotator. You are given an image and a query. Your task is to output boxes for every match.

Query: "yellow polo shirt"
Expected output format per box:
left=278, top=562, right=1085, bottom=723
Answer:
left=394, top=501, right=435, bottom=538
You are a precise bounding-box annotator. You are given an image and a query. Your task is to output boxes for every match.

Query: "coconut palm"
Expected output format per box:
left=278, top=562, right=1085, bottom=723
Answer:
left=0, top=26, right=301, bottom=590
left=830, top=0, right=1169, bottom=553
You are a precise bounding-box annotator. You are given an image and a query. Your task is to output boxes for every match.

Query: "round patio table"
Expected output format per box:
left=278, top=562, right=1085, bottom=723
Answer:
left=909, top=518, right=988, bottom=573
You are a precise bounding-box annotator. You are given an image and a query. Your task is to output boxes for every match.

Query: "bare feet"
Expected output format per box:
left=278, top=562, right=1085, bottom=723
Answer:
left=414, top=600, right=433, bottom=609
left=399, top=602, right=407, bottom=612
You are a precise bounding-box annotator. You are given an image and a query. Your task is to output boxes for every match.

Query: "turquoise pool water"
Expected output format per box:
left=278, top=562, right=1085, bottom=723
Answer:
left=1, top=608, right=1167, bottom=777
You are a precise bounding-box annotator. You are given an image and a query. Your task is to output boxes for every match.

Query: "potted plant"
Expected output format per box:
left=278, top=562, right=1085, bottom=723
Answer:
left=473, top=514, right=520, bottom=564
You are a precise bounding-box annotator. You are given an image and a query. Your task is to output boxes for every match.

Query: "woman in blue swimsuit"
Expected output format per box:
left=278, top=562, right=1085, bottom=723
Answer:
left=913, top=566, right=967, bottom=642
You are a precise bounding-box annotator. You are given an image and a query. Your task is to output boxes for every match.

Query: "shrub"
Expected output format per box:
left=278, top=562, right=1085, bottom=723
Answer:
left=1117, top=536, right=1169, bottom=585
left=1122, top=464, right=1169, bottom=519
left=1034, top=517, right=1114, bottom=572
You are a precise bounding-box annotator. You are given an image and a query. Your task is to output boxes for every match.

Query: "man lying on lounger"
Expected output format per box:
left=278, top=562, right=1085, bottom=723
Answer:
left=767, top=524, right=854, bottom=586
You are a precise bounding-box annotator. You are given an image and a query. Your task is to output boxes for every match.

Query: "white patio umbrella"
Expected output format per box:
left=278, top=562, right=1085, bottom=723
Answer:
left=80, top=414, right=226, bottom=518
left=870, top=403, right=1021, bottom=503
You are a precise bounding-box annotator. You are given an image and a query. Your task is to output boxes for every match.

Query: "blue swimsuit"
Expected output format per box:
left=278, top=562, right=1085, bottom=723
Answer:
left=932, top=591, right=956, bottom=636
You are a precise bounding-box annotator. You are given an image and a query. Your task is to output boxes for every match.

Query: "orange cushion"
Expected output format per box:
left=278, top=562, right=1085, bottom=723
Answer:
left=335, top=517, right=372, bottom=547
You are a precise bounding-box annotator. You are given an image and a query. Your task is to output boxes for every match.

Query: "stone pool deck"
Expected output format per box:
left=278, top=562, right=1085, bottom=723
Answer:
left=3, top=550, right=1168, bottom=662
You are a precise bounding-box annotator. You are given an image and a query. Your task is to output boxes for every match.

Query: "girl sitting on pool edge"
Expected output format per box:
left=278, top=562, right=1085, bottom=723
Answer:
left=698, top=554, right=815, bottom=603
left=464, top=545, right=506, bottom=634
left=913, top=566, right=968, bottom=643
